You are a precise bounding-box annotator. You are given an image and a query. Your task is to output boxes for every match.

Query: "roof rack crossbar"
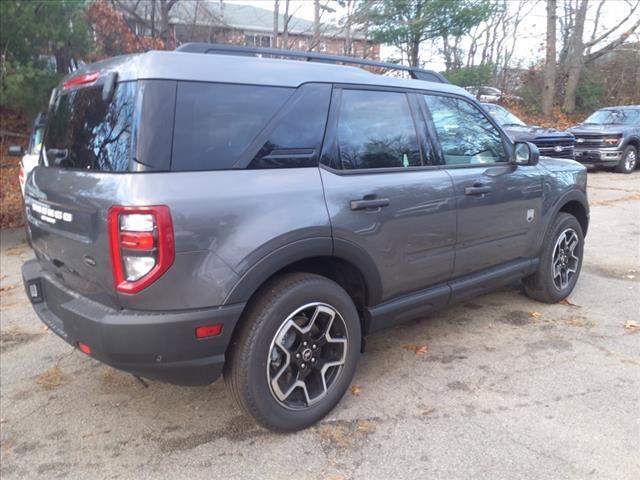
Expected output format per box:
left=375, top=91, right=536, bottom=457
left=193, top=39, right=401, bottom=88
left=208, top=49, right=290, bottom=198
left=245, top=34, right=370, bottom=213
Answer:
left=176, top=43, right=449, bottom=84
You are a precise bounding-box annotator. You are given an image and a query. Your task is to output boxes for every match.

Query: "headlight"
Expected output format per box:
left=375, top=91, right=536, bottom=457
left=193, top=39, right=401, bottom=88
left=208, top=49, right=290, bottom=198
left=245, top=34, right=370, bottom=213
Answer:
left=602, top=135, right=622, bottom=146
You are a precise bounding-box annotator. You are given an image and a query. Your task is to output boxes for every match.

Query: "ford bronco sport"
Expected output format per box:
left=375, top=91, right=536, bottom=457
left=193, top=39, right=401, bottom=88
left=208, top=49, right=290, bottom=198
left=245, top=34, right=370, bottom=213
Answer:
left=22, top=44, right=589, bottom=431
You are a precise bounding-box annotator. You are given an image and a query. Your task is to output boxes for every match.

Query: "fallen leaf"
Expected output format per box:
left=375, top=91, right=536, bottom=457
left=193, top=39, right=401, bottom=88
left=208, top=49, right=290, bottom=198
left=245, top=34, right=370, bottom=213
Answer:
left=624, top=320, right=639, bottom=332
left=36, top=366, right=66, bottom=390
left=403, top=344, right=428, bottom=355
left=531, top=312, right=542, bottom=318
left=325, top=475, right=346, bottom=480
left=42, top=325, right=49, bottom=332
left=625, top=274, right=636, bottom=279
left=559, top=298, right=580, bottom=307
left=0, top=285, right=15, bottom=293
left=350, top=384, right=362, bottom=396
left=356, top=419, right=375, bottom=433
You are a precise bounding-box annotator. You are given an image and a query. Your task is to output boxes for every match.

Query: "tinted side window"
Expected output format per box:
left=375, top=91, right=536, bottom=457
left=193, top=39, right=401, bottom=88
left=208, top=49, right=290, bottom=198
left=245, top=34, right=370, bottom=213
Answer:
left=424, top=95, right=507, bottom=165
left=250, top=83, right=331, bottom=168
left=172, top=83, right=293, bottom=171
left=43, top=82, right=135, bottom=171
left=337, top=90, right=421, bottom=170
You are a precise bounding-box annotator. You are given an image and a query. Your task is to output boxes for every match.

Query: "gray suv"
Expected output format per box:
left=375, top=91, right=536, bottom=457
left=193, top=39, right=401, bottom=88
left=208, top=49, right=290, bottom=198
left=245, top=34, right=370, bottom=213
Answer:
left=22, top=44, right=589, bottom=431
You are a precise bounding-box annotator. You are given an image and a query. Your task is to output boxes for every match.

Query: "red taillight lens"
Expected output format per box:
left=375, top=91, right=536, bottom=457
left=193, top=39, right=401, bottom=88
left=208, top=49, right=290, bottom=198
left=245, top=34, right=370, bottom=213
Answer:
left=62, top=72, right=99, bottom=90
left=196, top=324, right=223, bottom=339
left=108, top=206, right=175, bottom=294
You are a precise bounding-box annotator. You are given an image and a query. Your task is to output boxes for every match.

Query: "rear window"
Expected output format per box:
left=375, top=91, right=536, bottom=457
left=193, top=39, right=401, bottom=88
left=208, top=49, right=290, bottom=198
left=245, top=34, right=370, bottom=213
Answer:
left=172, top=82, right=293, bottom=171
left=43, top=82, right=136, bottom=171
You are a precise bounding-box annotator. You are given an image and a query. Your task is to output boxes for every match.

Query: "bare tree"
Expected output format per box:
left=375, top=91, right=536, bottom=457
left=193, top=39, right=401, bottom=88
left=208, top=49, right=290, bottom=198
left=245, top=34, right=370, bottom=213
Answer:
left=313, top=0, right=321, bottom=51
left=542, top=0, right=557, bottom=116
left=283, top=0, right=290, bottom=48
left=273, top=0, right=279, bottom=48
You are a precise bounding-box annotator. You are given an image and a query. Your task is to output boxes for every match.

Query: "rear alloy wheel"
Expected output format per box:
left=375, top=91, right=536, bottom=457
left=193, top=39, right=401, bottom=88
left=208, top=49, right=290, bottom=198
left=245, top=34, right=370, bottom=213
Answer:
left=267, top=303, right=348, bottom=410
left=225, top=273, right=361, bottom=431
left=616, top=145, right=637, bottom=174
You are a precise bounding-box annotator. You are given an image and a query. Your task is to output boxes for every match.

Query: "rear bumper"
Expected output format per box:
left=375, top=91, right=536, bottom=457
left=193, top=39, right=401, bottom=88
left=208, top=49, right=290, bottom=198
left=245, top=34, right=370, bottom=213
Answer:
left=574, top=147, right=622, bottom=166
left=22, top=259, right=244, bottom=386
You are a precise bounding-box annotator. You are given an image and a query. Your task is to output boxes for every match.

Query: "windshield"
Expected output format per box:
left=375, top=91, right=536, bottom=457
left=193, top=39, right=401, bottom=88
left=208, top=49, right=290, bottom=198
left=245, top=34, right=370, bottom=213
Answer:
left=483, top=104, right=526, bottom=126
left=584, top=108, right=640, bottom=125
left=42, top=81, right=135, bottom=171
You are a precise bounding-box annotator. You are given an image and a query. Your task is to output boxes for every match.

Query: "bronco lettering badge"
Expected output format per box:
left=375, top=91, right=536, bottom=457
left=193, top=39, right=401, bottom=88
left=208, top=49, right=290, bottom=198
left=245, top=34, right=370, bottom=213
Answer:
left=31, top=201, right=73, bottom=224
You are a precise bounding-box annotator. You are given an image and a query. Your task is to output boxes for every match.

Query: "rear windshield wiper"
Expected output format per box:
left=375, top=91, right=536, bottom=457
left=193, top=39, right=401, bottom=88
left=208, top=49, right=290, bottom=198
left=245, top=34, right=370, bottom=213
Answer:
left=46, top=148, right=72, bottom=167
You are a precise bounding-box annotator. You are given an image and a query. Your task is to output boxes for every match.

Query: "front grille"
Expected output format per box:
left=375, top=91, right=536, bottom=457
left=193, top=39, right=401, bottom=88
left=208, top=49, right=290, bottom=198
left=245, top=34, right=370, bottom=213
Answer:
left=533, top=139, right=575, bottom=159
left=574, top=135, right=603, bottom=148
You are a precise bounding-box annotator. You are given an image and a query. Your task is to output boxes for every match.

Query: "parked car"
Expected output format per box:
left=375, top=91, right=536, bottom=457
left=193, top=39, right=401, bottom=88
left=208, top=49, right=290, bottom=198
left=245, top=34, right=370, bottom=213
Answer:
left=465, top=86, right=523, bottom=104
left=483, top=103, right=575, bottom=160
left=22, top=44, right=589, bottom=432
left=569, top=106, right=640, bottom=173
left=8, top=112, right=46, bottom=196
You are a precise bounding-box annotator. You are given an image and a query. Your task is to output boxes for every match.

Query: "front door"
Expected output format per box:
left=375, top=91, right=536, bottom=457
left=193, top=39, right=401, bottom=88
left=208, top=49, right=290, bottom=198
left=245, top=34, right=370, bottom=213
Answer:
left=320, top=88, right=457, bottom=304
left=422, top=94, right=543, bottom=278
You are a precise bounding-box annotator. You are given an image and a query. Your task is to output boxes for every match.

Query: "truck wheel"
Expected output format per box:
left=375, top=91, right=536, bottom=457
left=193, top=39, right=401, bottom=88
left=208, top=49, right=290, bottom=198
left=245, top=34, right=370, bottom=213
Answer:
left=225, top=273, right=361, bottom=431
left=616, top=145, right=637, bottom=173
left=524, top=213, right=584, bottom=304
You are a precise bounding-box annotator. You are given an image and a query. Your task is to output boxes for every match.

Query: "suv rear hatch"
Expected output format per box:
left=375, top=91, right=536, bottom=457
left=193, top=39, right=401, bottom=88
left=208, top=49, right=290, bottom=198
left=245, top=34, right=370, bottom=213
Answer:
left=24, top=75, right=137, bottom=308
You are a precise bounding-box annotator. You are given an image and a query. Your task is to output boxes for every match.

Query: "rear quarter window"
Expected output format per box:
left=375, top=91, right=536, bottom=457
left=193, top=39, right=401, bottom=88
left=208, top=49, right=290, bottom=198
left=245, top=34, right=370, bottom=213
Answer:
left=43, top=82, right=136, bottom=171
left=172, top=82, right=294, bottom=171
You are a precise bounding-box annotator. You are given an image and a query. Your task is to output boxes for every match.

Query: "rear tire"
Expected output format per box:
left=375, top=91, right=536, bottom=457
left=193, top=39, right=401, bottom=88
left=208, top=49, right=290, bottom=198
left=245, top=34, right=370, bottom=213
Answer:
left=225, top=273, right=361, bottom=431
left=524, top=213, right=584, bottom=303
left=616, top=145, right=637, bottom=174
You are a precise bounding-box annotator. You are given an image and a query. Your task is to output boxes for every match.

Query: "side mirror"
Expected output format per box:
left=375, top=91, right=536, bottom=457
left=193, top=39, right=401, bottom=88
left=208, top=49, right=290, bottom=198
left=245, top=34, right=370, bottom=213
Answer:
left=8, top=145, right=23, bottom=157
left=513, top=141, right=539, bottom=166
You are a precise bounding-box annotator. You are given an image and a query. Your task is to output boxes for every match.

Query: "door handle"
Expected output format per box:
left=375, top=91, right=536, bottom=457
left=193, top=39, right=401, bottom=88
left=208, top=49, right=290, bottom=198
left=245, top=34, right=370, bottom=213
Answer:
left=464, top=185, right=491, bottom=195
left=350, top=197, right=390, bottom=211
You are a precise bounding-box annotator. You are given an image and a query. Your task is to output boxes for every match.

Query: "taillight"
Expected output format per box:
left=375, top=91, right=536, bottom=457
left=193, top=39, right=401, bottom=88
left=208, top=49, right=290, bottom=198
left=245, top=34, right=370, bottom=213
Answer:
left=62, top=71, right=99, bottom=90
left=108, top=206, right=175, bottom=294
left=18, top=163, right=24, bottom=186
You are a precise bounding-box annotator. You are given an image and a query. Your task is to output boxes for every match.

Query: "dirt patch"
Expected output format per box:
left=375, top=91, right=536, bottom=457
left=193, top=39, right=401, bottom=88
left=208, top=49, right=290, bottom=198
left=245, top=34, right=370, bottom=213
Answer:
left=314, top=418, right=377, bottom=452
left=0, top=327, right=41, bottom=353
left=583, top=265, right=639, bottom=281
left=590, top=194, right=640, bottom=206
left=35, top=365, right=67, bottom=391
left=501, top=310, right=532, bottom=326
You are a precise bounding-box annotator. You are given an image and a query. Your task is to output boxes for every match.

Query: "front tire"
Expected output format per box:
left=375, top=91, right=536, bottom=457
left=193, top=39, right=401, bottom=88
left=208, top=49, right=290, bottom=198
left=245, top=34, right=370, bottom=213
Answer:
left=225, top=273, right=361, bottom=431
left=616, top=145, right=637, bottom=174
left=524, top=213, right=584, bottom=303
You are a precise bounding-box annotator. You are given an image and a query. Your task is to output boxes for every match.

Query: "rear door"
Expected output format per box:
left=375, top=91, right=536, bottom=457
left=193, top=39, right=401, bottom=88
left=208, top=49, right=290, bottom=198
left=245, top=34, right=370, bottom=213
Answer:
left=320, top=87, right=456, bottom=304
left=421, top=94, right=543, bottom=278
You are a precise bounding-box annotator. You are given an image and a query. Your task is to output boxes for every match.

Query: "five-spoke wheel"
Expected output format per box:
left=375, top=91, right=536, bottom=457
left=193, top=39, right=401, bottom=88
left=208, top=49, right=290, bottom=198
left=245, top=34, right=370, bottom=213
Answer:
left=268, top=303, right=348, bottom=409
left=551, top=228, right=580, bottom=290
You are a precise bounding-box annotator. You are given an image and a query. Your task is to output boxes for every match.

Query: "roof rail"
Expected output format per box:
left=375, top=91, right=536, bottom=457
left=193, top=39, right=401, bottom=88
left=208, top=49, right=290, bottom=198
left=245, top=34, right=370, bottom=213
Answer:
left=175, top=43, right=449, bottom=84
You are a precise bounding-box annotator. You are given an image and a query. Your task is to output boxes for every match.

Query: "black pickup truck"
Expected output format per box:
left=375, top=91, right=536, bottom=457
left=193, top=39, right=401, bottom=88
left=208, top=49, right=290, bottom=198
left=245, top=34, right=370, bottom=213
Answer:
left=482, top=103, right=575, bottom=160
left=569, top=106, right=640, bottom=174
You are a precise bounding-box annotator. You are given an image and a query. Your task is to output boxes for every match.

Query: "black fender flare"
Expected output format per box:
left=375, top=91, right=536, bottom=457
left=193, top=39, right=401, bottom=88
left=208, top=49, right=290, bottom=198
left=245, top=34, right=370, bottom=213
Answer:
left=534, top=188, right=589, bottom=254
left=223, top=237, right=384, bottom=307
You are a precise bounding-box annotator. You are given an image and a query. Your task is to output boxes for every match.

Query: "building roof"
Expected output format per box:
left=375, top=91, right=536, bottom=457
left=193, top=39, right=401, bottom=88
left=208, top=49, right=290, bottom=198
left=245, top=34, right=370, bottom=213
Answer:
left=123, top=1, right=369, bottom=40
left=65, top=50, right=467, bottom=96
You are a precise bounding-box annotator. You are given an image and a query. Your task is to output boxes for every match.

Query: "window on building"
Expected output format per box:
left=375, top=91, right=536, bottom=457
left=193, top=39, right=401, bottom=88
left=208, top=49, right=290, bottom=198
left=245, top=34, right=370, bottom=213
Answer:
left=244, top=34, right=272, bottom=48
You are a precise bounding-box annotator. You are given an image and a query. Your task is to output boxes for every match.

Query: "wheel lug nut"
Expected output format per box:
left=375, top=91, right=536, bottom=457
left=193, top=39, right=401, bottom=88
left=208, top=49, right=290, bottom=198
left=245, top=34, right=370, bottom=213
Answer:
left=303, top=341, right=308, bottom=346
left=301, top=363, right=306, bottom=369
left=311, top=358, right=316, bottom=363
left=312, top=344, right=317, bottom=349
left=295, top=353, right=300, bottom=359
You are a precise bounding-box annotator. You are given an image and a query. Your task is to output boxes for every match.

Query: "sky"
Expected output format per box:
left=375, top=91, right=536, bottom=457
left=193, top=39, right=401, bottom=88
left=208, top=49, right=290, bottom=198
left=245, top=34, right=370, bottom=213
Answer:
left=228, top=0, right=640, bottom=70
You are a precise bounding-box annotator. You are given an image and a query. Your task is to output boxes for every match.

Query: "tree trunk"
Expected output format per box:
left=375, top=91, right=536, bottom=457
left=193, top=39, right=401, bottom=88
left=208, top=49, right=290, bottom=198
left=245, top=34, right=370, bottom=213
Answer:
left=282, top=0, right=290, bottom=48
left=312, top=0, right=320, bottom=51
left=409, top=40, right=420, bottom=67
left=542, top=0, right=557, bottom=117
left=273, top=0, right=279, bottom=48
left=562, top=0, right=588, bottom=113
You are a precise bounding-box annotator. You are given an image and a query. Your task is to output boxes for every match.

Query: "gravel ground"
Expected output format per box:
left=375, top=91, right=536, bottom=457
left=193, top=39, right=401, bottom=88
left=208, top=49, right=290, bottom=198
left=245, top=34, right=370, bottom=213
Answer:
left=1, top=170, right=639, bottom=480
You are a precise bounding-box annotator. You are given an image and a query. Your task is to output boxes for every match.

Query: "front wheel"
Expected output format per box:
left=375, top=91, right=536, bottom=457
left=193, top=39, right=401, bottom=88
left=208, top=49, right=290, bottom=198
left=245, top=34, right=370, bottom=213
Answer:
left=616, top=145, right=637, bottom=174
left=225, top=273, right=361, bottom=431
left=524, top=213, right=584, bottom=303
